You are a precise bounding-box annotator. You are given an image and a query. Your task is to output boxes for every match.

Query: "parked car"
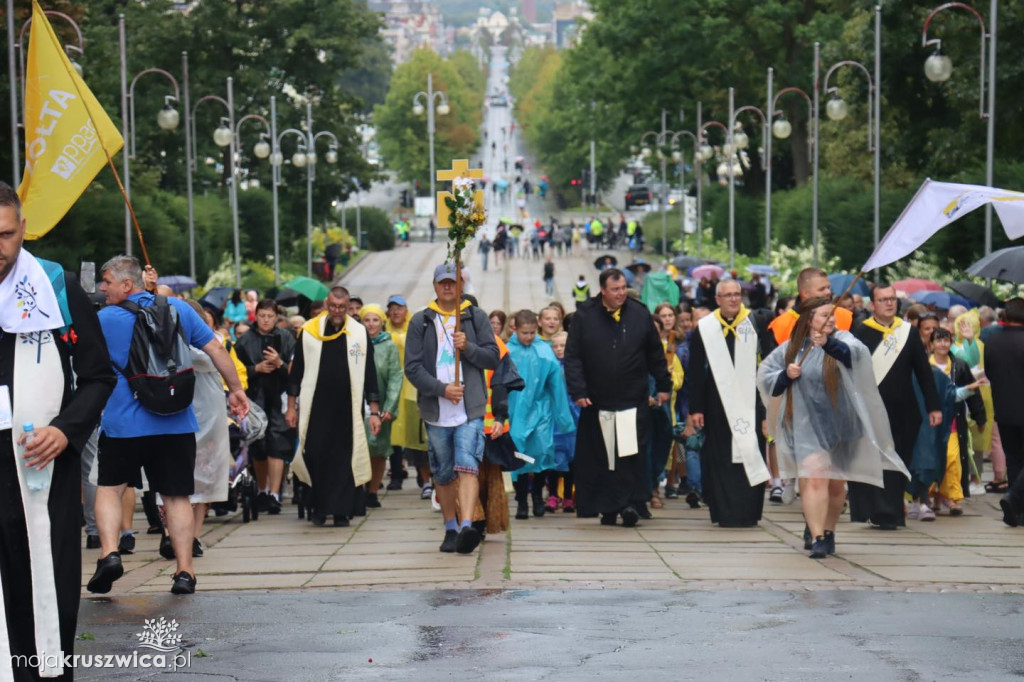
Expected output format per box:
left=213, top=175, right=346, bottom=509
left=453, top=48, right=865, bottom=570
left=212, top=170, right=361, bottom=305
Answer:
left=491, top=95, right=509, bottom=107
left=625, top=184, right=652, bottom=209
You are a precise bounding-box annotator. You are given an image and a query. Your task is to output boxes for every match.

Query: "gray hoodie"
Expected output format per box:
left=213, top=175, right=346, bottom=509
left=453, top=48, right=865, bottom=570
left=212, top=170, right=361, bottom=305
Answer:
left=404, top=303, right=500, bottom=423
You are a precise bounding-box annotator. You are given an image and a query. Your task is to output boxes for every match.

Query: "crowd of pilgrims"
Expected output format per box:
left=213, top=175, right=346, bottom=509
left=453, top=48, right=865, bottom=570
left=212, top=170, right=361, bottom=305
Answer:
left=90, top=262, right=1024, bottom=567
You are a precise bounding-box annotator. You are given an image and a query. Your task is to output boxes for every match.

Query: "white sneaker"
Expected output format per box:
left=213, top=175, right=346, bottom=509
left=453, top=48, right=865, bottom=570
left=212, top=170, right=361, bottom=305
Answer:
left=431, top=489, right=441, bottom=512
left=906, top=502, right=920, bottom=520
left=918, top=504, right=936, bottom=521
left=781, top=480, right=798, bottom=505
left=969, top=483, right=987, bottom=496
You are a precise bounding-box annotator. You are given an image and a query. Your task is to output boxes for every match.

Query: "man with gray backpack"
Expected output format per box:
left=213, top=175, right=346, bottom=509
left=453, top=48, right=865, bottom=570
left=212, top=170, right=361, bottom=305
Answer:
left=89, top=256, right=249, bottom=595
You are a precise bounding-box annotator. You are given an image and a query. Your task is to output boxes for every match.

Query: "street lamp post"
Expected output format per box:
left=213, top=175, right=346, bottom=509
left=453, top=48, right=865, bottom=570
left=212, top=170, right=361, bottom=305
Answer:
left=412, top=73, right=450, bottom=221
left=639, top=109, right=684, bottom=257
left=274, top=102, right=339, bottom=278
left=812, top=8, right=881, bottom=268
left=727, top=88, right=768, bottom=269
left=695, top=116, right=728, bottom=259
left=766, top=69, right=813, bottom=264
left=123, top=56, right=182, bottom=259
left=233, top=108, right=272, bottom=285
left=11, top=6, right=84, bottom=187
left=922, top=1, right=996, bottom=257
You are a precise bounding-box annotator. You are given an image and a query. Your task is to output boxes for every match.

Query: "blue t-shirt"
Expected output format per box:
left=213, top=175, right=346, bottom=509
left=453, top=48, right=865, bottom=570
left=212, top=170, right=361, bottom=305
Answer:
left=99, top=292, right=216, bottom=438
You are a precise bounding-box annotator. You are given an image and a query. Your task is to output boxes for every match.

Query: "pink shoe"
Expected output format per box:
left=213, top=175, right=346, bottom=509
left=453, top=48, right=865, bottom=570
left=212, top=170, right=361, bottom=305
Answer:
left=562, top=498, right=575, bottom=513
left=545, top=496, right=560, bottom=512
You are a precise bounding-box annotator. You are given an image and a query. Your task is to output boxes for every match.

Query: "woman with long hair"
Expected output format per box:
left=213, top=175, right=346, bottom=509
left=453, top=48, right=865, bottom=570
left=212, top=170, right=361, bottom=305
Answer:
left=757, top=297, right=906, bottom=559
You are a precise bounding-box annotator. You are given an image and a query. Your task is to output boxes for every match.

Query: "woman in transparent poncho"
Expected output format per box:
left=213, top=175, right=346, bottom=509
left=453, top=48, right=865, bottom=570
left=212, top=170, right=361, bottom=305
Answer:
left=757, top=297, right=907, bottom=559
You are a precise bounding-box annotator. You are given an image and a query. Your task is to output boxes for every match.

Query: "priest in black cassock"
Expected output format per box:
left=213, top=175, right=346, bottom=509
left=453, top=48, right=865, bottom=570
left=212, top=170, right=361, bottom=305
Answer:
left=286, top=287, right=381, bottom=527
left=687, top=279, right=772, bottom=527
left=564, top=268, right=671, bottom=527
left=0, top=184, right=115, bottom=681
left=849, top=283, right=940, bottom=529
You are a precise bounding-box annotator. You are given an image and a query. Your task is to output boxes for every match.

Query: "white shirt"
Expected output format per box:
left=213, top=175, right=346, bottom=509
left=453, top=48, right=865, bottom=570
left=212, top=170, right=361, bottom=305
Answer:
left=426, top=312, right=467, bottom=428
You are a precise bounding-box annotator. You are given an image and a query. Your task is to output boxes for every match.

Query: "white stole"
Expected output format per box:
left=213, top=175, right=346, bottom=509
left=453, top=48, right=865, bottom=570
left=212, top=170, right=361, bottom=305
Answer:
left=870, top=321, right=911, bottom=386
left=698, top=314, right=770, bottom=486
left=597, top=408, right=638, bottom=471
left=292, top=317, right=371, bottom=487
left=1, top=332, right=65, bottom=679
left=0, top=249, right=63, bottom=335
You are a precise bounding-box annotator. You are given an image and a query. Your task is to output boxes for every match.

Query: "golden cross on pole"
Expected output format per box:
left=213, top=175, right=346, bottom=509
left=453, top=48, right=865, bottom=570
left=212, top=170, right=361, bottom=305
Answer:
left=436, top=159, right=485, bottom=228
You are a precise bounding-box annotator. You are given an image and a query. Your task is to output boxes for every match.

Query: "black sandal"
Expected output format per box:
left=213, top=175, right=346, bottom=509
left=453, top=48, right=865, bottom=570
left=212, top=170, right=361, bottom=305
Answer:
left=985, top=480, right=1009, bottom=493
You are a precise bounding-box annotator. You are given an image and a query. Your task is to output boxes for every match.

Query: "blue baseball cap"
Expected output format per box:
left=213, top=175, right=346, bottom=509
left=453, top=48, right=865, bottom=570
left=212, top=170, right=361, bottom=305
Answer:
left=433, top=263, right=459, bottom=283
left=386, top=295, right=407, bottom=307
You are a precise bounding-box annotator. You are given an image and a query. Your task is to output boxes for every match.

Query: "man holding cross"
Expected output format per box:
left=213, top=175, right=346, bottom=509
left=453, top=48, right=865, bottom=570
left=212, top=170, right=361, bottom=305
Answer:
left=405, top=264, right=499, bottom=553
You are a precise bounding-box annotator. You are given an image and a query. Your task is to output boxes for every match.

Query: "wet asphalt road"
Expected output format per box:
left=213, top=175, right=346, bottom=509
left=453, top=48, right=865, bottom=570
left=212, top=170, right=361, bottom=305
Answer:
left=75, top=589, right=1024, bottom=681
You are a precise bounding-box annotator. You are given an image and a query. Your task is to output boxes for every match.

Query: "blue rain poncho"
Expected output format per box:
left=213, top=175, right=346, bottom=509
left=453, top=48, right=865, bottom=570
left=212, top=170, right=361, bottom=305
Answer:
left=507, top=335, right=576, bottom=478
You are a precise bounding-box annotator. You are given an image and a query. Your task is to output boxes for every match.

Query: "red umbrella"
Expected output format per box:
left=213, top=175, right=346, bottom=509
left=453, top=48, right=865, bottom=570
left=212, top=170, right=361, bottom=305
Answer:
left=892, top=278, right=942, bottom=296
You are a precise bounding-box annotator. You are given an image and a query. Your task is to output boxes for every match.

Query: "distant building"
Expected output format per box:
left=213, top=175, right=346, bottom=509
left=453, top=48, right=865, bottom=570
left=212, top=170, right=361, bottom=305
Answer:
left=522, top=0, right=537, bottom=24
left=368, top=0, right=448, bottom=65
left=552, top=1, right=593, bottom=48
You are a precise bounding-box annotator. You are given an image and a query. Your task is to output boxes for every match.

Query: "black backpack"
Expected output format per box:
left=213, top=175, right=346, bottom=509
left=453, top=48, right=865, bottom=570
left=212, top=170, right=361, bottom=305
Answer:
left=115, top=296, right=196, bottom=415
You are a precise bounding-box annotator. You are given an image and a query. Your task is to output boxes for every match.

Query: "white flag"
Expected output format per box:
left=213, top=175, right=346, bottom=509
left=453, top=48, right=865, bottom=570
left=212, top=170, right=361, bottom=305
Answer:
left=862, top=179, right=1024, bottom=272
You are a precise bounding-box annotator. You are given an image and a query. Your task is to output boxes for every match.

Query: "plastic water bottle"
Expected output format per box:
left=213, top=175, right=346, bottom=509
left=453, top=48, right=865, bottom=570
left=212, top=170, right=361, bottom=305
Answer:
left=21, top=423, right=50, bottom=493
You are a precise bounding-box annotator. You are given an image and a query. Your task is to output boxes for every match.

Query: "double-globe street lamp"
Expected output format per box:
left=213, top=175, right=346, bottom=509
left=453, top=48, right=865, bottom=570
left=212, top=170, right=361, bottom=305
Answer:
left=726, top=88, right=769, bottom=269
left=922, top=1, right=997, bottom=258
left=273, top=100, right=339, bottom=278
left=412, top=73, right=450, bottom=221
left=192, top=77, right=271, bottom=287
left=812, top=6, right=881, bottom=269
left=639, top=109, right=692, bottom=257
left=119, top=15, right=183, bottom=261
left=765, top=69, right=813, bottom=265
left=9, top=6, right=85, bottom=187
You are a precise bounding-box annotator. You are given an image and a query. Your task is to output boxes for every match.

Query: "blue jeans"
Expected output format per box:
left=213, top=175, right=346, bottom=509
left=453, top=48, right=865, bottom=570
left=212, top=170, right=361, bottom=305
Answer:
left=685, top=448, right=702, bottom=493
left=424, top=419, right=485, bottom=485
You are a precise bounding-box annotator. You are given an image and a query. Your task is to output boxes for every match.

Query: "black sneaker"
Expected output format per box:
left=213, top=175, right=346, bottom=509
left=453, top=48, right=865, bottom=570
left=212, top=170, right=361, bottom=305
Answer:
left=267, top=495, right=282, bottom=515
left=386, top=478, right=403, bottom=491
left=803, top=525, right=812, bottom=551
left=365, top=492, right=381, bottom=508
left=159, top=534, right=175, bottom=560
left=824, top=530, right=836, bottom=555
left=421, top=485, right=434, bottom=501
left=637, top=503, right=652, bottom=520
left=455, top=526, right=481, bottom=554
left=1000, top=495, right=1020, bottom=528
left=664, top=486, right=679, bottom=499
left=117, top=533, right=135, bottom=555
left=515, top=502, right=529, bottom=520
left=87, top=552, right=124, bottom=594
left=620, top=507, right=640, bottom=528
left=600, top=513, right=617, bottom=526
left=769, top=486, right=784, bottom=504
left=333, top=516, right=351, bottom=527
left=685, top=491, right=701, bottom=509
left=439, top=529, right=459, bottom=553
left=85, top=534, right=100, bottom=549
left=256, top=492, right=270, bottom=513
left=809, top=536, right=828, bottom=559
left=532, top=495, right=546, bottom=518
left=170, top=571, right=196, bottom=595
left=192, top=538, right=204, bottom=558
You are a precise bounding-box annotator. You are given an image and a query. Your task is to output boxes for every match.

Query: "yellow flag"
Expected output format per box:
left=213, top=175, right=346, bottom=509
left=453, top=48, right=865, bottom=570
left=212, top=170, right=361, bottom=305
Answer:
left=17, top=0, right=124, bottom=240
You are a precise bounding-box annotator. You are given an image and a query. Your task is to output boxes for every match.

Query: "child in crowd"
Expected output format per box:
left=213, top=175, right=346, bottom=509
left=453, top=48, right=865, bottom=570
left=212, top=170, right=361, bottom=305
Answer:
left=547, top=332, right=580, bottom=512
left=507, top=310, right=577, bottom=519
left=538, top=305, right=562, bottom=341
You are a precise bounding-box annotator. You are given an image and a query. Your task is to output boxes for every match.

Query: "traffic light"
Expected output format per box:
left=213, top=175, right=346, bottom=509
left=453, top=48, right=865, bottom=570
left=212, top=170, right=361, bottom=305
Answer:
left=582, top=169, right=591, bottom=186
left=570, top=178, right=580, bottom=186
left=400, top=189, right=409, bottom=207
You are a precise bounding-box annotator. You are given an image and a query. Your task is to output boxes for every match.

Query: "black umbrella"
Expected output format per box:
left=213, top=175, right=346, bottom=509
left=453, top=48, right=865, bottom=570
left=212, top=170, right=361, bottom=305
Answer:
left=672, top=255, right=702, bottom=270
left=594, top=254, right=618, bottom=270
left=966, top=246, right=1024, bottom=284
left=626, top=261, right=652, bottom=275
left=199, top=286, right=234, bottom=310
left=946, top=281, right=1001, bottom=308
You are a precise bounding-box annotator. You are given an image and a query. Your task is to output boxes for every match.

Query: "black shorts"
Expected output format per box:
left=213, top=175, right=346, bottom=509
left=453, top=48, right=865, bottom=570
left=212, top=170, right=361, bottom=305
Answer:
left=98, top=433, right=196, bottom=497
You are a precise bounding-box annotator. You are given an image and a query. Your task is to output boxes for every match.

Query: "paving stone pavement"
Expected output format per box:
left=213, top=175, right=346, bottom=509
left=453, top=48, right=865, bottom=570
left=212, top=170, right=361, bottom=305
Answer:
left=84, top=484, right=1024, bottom=597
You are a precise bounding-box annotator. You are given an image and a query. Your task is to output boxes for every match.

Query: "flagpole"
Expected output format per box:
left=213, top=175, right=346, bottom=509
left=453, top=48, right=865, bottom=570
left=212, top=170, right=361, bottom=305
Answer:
left=7, top=0, right=20, bottom=187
